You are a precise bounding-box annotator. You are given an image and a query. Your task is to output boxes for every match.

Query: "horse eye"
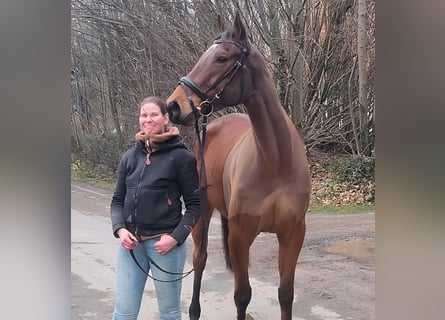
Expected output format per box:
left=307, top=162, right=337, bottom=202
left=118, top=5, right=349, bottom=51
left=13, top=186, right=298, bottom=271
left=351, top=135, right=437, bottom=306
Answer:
left=216, top=56, right=228, bottom=63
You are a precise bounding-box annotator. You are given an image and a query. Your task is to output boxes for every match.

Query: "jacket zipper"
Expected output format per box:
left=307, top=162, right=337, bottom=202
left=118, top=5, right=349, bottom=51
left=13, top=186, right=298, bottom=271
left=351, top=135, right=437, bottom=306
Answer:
left=134, top=152, right=149, bottom=236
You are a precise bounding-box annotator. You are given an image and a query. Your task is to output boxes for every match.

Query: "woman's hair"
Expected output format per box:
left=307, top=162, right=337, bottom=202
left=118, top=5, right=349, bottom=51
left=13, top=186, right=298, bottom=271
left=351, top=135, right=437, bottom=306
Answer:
left=139, top=96, right=167, bottom=115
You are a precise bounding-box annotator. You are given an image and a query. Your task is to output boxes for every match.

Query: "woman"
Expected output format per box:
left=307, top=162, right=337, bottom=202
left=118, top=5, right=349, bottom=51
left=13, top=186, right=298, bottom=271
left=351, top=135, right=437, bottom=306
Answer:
left=110, top=96, right=201, bottom=320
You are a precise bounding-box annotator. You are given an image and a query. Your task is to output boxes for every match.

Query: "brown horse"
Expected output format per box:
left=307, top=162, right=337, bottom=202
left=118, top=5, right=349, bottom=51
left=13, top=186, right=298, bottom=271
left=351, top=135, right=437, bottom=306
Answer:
left=166, top=13, right=311, bottom=320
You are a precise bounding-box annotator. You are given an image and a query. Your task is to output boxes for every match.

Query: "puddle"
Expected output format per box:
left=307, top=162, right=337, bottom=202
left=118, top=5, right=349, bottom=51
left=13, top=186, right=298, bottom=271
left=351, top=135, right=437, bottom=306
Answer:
left=323, top=239, right=374, bottom=259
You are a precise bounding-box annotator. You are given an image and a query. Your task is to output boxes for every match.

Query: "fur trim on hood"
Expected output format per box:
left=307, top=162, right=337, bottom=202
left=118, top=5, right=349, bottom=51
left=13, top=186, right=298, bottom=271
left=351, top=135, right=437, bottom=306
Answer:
left=135, top=126, right=180, bottom=150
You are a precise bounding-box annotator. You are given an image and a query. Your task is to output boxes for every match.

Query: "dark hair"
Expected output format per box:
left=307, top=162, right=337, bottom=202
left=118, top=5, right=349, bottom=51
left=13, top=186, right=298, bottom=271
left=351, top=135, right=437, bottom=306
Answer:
left=139, top=96, right=167, bottom=115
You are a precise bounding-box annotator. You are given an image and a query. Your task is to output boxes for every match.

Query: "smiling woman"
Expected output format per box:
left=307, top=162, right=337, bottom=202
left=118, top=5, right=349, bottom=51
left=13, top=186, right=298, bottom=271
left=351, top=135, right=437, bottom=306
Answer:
left=109, top=96, right=201, bottom=320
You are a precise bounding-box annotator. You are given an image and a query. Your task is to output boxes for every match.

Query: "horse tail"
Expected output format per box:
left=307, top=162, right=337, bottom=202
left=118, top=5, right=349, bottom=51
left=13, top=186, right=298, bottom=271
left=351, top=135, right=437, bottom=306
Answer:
left=220, top=214, right=233, bottom=271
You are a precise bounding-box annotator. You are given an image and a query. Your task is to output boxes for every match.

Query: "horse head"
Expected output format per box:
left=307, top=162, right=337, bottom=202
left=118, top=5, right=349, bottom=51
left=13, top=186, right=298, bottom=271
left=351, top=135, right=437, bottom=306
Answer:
left=167, top=12, right=254, bottom=126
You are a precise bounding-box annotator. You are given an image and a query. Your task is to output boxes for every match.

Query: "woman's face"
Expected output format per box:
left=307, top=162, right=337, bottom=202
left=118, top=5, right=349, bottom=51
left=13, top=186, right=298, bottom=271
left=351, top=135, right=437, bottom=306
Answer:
left=139, top=102, right=169, bottom=135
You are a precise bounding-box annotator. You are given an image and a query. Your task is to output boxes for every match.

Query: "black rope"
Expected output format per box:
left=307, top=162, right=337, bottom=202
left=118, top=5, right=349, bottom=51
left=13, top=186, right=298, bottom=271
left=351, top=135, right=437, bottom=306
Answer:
left=129, top=245, right=194, bottom=283
left=195, top=114, right=210, bottom=257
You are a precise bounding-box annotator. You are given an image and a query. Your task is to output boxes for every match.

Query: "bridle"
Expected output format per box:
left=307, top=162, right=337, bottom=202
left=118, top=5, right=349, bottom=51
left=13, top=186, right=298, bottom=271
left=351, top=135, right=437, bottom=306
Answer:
left=129, top=39, right=250, bottom=283
left=178, top=39, right=250, bottom=122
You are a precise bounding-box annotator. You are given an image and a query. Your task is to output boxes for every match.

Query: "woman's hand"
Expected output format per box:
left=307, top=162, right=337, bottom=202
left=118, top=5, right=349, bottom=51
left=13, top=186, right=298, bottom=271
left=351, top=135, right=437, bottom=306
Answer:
left=154, top=234, right=178, bottom=255
left=117, top=228, right=137, bottom=250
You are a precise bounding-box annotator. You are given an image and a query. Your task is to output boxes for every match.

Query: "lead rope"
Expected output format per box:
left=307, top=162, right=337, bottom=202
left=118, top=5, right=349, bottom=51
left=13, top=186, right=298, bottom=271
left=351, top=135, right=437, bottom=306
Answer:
left=195, top=113, right=210, bottom=262
left=129, top=248, right=193, bottom=283
left=129, top=112, right=210, bottom=282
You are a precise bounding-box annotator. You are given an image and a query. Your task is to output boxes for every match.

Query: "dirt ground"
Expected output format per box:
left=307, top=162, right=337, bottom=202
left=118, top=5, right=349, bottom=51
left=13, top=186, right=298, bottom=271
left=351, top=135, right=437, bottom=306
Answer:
left=246, top=212, right=375, bottom=320
left=72, top=181, right=374, bottom=319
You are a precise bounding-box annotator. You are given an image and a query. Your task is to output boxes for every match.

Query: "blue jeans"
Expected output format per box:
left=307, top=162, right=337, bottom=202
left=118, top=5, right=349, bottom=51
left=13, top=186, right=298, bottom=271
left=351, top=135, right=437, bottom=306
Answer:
left=112, top=237, right=187, bottom=320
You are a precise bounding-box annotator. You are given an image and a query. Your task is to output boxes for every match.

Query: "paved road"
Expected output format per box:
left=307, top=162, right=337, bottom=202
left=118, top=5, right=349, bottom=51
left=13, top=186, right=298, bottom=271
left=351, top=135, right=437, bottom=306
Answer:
left=71, top=181, right=374, bottom=319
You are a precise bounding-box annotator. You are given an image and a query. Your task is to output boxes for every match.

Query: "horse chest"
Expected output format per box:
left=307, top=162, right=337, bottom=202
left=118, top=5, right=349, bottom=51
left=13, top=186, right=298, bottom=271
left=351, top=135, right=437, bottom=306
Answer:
left=223, top=168, right=300, bottom=218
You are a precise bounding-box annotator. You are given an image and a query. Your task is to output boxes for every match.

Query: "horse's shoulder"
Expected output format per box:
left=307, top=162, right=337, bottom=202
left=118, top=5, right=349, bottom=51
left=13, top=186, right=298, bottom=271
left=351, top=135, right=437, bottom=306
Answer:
left=202, top=113, right=251, bottom=162
left=208, top=113, right=250, bottom=134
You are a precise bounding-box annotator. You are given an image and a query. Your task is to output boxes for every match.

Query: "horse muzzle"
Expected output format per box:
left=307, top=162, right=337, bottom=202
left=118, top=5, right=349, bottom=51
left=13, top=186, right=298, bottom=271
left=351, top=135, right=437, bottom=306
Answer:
left=166, top=100, right=192, bottom=125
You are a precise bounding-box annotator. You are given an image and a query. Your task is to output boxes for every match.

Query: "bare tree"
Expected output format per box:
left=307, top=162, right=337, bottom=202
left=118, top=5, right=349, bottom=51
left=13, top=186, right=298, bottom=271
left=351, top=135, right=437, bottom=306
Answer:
left=71, top=0, right=375, bottom=169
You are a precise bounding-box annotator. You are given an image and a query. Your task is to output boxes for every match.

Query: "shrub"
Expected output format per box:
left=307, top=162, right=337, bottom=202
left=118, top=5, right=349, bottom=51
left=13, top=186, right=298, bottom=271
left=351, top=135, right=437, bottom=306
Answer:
left=334, top=156, right=375, bottom=203
left=80, top=131, right=126, bottom=172
left=336, top=156, right=375, bottom=186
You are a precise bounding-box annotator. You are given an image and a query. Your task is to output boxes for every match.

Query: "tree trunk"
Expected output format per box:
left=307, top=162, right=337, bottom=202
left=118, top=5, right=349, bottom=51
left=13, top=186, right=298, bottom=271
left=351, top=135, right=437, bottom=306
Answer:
left=99, top=30, right=124, bottom=151
left=357, top=0, right=369, bottom=155
left=288, top=0, right=305, bottom=127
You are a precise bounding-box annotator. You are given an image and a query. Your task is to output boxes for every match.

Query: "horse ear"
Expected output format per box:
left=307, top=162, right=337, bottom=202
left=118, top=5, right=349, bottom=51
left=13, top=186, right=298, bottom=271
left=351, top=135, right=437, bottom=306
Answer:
left=233, top=12, right=247, bottom=43
left=218, top=15, right=225, bottom=32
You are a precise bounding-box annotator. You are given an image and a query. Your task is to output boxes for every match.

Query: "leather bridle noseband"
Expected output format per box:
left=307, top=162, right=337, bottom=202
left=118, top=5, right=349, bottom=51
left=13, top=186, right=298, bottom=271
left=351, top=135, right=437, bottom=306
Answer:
left=178, top=39, right=250, bottom=119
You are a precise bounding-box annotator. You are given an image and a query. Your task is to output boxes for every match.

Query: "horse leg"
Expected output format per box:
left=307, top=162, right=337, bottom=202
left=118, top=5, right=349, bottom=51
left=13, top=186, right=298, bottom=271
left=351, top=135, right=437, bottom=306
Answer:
left=189, top=213, right=211, bottom=320
left=277, top=219, right=306, bottom=320
left=228, top=215, right=258, bottom=320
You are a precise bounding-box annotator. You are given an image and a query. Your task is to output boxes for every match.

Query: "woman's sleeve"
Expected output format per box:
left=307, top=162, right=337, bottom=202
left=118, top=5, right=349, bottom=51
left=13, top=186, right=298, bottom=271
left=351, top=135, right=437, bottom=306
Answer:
left=110, top=153, right=128, bottom=238
left=170, top=152, right=201, bottom=244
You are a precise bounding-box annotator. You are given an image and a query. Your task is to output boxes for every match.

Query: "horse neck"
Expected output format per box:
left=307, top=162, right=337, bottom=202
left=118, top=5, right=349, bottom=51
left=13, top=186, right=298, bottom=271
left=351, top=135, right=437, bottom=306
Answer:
left=244, top=76, right=298, bottom=172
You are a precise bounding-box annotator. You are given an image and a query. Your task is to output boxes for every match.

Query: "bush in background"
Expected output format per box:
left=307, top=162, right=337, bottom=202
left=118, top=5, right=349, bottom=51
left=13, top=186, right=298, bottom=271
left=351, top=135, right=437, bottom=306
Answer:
left=309, top=150, right=375, bottom=209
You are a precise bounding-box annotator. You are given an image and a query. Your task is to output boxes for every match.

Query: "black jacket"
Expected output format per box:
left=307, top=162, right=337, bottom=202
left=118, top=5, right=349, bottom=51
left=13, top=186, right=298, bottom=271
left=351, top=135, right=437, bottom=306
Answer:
left=110, top=135, right=201, bottom=244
